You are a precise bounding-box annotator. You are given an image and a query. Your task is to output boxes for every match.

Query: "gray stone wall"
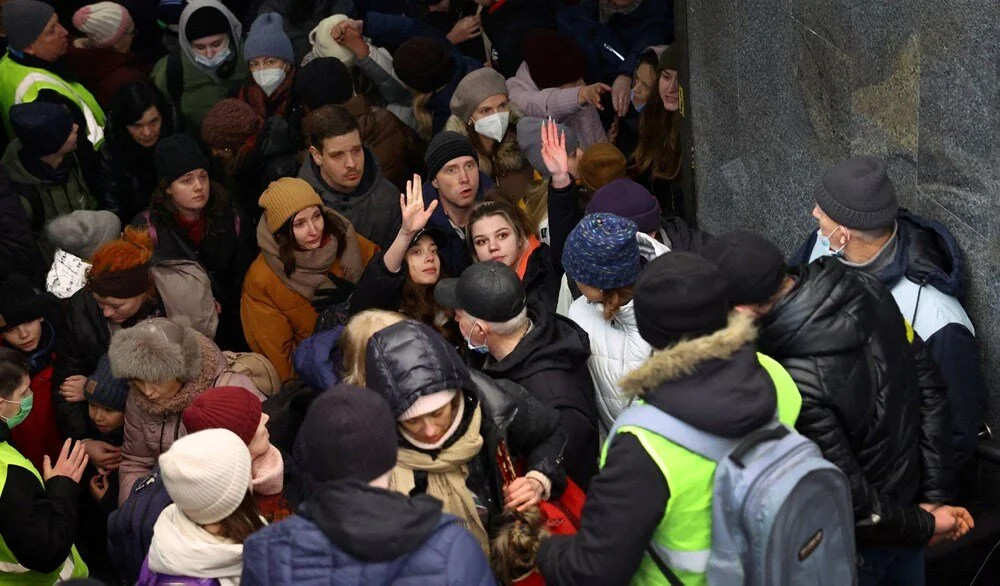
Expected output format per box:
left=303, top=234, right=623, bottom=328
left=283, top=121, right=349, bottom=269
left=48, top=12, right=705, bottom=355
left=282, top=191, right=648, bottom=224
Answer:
left=687, top=0, right=1000, bottom=422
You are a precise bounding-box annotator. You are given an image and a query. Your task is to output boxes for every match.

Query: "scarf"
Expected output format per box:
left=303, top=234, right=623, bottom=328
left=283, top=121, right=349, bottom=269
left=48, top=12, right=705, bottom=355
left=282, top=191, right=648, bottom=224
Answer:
left=251, top=444, right=284, bottom=496
left=237, top=70, right=295, bottom=119
left=391, top=405, right=489, bottom=553
left=256, top=207, right=365, bottom=300
left=147, top=505, right=244, bottom=585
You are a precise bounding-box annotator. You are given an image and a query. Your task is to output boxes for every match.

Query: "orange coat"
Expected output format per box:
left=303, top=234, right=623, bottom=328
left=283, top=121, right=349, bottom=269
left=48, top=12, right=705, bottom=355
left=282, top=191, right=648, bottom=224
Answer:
left=240, top=236, right=378, bottom=381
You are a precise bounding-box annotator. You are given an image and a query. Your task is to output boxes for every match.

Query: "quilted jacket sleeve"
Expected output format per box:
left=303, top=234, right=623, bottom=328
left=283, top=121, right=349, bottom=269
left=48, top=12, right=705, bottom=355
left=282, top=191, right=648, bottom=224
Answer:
left=786, top=357, right=935, bottom=547
left=911, top=334, right=956, bottom=503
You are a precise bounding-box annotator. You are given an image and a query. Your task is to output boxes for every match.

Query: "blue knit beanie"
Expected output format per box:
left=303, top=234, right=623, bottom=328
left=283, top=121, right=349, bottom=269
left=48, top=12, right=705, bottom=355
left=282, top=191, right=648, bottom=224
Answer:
left=85, top=354, right=129, bottom=412
left=244, top=12, right=293, bottom=63
left=563, top=213, right=640, bottom=290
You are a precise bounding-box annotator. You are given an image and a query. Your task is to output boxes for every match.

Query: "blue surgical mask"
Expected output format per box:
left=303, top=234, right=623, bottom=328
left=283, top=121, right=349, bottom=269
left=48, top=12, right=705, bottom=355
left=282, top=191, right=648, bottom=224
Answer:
left=1, top=391, right=33, bottom=429
left=817, top=226, right=845, bottom=258
left=194, top=45, right=231, bottom=69
left=464, top=321, right=490, bottom=355
left=630, top=88, right=645, bottom=113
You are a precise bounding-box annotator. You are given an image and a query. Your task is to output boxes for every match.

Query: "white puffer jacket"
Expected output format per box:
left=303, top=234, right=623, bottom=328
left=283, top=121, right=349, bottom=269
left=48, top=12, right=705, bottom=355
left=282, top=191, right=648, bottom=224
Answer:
left=567, top=297, right=652, bottom=436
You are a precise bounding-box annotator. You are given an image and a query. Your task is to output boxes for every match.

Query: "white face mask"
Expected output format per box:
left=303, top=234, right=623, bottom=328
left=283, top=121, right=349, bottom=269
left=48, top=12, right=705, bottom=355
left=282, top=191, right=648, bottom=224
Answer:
left=473, top=111, right=510, bottom=142
left=252, top=68, right=286, bottom=96
left=194, top=44, right=231, bottom=69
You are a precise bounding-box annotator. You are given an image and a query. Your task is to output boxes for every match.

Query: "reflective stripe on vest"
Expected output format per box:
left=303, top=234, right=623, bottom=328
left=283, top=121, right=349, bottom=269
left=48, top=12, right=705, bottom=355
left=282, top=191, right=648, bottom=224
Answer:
left=600, top=422, right=714, bottom=585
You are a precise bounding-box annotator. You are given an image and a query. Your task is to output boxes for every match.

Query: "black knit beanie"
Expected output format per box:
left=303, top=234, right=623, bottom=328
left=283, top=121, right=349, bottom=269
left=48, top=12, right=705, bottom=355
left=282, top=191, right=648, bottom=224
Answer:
left=425, top=131, right=478, bottom=180
left=184, top=6, right=229, bottom=41
left=0, top=272, right=58, bottom=332
left=10, top=102, right=74, bottom=158
left=294, top=57, right=354, bottom=110
left=814, top=156, right=898, bottom=230
left=701, top=231, right=788, bottom=306
left=155, top=134, right=210, bottom=185
left=295, top=384, right=398, bottom=484
left=393, top=37, right=456, bottom=93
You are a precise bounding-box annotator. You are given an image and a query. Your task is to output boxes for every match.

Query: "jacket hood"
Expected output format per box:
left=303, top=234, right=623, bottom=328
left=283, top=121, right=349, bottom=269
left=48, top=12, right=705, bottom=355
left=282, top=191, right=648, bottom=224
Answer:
left=299, top=479, right=445, bottom=561
left=620, top=312, right=776, bottom=437
left=483, top=305, right=591, bottom=381
left=299, top=145, right=384, bottom=201
left=882, top=210, right=967, bottom=299
left=1, top=140, right=40, bottom=185
left=178, top=0, right=243, bottom=79
left=759, top=257, right=872, bottom=358
left=293, top=325, right=343, bottom=392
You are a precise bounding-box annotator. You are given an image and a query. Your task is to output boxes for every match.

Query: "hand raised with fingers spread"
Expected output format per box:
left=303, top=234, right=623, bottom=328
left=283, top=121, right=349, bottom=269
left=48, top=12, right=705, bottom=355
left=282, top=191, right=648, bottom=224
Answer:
left=540, top=118, right=570, bottom=189
left=43, top=438, right=89, bottom=483
left=399, top=174, right=438, bottom=237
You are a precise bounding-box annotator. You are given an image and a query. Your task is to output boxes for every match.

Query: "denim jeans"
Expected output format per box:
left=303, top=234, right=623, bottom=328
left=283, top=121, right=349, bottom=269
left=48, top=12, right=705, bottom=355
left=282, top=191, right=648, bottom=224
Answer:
left=858, top=546, right=925, bottom=586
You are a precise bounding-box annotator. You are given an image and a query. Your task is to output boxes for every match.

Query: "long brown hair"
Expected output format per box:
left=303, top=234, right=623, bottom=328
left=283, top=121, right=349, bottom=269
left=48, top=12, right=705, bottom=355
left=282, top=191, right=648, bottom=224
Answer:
left=412, top=91, right=434, bottom=140
left=273, top=207, right=347, bottom=277
left=632, top=67, right=682, bottom=181
left=602, top=284, right=635, bottom=321
left=213, top=491, right=265, bottom=544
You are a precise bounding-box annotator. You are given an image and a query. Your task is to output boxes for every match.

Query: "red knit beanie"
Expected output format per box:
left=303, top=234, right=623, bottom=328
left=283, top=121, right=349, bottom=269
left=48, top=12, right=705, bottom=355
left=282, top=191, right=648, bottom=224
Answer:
left=182, top=386, right=262, bottom=445
left=201, top=98, right=262, bottom=152
left=522, top=28, right=585, bottom=90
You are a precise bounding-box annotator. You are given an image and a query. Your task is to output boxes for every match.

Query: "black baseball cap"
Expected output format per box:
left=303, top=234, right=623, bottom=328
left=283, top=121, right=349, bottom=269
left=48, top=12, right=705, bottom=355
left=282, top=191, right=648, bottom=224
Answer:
left=408, top=226, right=447, bottom=251
left=434, top=261, right=526, bottom=322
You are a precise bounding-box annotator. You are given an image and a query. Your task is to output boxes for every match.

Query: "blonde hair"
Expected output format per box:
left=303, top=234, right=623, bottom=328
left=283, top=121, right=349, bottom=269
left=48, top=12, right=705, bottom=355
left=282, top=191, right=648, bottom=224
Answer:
left=412, top=91, right=434, bottom=140
left=338, top=310, right=406, bottom=386
left=491, top=507, right=548, bottom=585
left=521, top=176, right=549, bottom=238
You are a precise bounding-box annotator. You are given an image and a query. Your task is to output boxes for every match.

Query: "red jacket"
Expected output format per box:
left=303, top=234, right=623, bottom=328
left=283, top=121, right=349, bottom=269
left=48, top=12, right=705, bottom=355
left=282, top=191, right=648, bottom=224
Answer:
left=10, top=360, right=64, bottom=471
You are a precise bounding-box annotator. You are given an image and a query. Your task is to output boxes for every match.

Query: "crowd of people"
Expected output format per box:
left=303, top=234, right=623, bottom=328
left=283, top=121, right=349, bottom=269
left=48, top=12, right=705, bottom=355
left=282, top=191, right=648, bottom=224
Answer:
left=0, top=0, right=988, bottom=584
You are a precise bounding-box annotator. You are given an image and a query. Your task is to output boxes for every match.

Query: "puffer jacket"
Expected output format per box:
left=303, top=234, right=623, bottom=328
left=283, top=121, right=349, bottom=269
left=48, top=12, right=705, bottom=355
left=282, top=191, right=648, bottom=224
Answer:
left=118, top=333, right=262, bottom=503
left=793, top=209, right=985, bottom=466
left=758, top=257, right=953, bottom=547
left=241, top=479, right=495, bottom=585
left=365, top=320, right=567, bottom=523
left=567, top=298, right=652, bottom=436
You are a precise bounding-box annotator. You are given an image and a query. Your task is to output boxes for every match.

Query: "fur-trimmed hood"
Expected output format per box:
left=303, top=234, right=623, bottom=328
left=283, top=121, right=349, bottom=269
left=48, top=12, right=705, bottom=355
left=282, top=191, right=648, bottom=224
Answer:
left=444, top=106, right=527, bottom=179
left=620, top=312, right=777, bottom=437
left=108, top=316, right=203, bottom=383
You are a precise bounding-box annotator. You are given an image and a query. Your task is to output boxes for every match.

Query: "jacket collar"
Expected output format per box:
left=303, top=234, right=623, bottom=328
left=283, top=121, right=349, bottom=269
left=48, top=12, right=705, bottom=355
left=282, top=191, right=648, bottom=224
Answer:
left=875, top=209, right=966, bottom=299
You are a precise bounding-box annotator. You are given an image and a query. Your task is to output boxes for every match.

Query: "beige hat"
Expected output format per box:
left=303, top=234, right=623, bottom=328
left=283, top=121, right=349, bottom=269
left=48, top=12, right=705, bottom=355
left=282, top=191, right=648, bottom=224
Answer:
left=449, top=68, right=509, bottom=123
left=72, top=2, right=133, bottom=48
left=259, top=177, right=324, bottom=233
left=309, top=14, right=356, bottom=67
left=159, top=429, right=252, bottom=524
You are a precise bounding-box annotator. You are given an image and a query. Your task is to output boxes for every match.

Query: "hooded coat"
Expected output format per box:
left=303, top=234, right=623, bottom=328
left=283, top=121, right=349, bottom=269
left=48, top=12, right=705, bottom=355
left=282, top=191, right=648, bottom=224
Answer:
left=793, top=209, right=985, bottom=467
left=507, top=61, right=607, bottom=148
left=758, top=258, right=953, bottom=547
left=241, top=479, right=495, bottom=585
left=298, top=146, right=401, bottom=250
left=365, top=321, right=567, bottom=524
left=479, top=305, right=599, bottom=489
left=151, top=0, right=249, bottom=131
left=539, top=313, right=776, bottom=584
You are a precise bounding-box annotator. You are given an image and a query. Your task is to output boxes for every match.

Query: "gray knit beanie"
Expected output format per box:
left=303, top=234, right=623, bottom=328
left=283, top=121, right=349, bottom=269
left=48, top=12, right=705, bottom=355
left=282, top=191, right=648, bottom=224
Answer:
left=815, top=156, right=898, bottom=230
left=244, top=12, right=293, bottom=63
left=449, top=68, right=509, bottom=122
left=45, top=210, right=122, bottom=260
left=516, top=117, right=579, bottom=178
left=4, top=0, right=55, bottom=52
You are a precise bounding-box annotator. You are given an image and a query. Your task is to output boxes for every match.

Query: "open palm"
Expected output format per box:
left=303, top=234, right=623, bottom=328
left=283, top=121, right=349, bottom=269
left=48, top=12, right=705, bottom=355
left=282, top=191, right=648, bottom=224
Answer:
left=540, top=118, right=568, bottom=178
left=400, top=174, right=438, bottom=236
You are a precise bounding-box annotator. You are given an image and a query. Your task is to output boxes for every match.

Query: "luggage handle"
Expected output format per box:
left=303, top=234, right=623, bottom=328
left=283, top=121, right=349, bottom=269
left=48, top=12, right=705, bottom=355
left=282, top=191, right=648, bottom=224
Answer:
left=729, top=426, right=789, bottom=468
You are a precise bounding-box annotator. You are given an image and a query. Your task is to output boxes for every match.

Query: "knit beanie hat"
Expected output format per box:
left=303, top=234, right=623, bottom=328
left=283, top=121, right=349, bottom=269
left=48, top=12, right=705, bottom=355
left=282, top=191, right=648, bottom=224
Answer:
left=4, top=0, right=55, bottom=52
left=201, top=98, right=262, bottom=152
left=521, top=28, right=585, bottom=89
left=85, top=354, right=128, bottom=412
left=308, top=14, right=356, bottom=67
left=10, top=102, right=74, bottom=158
left=296, top=384, right=398, bottom=484
left=634, top=252, right=729, bottom=349
left=449, top=68, right=508, bottom=122
left=244, top=12, right=293, bottom=63
left=294, top=57, right=353, bottom=110
left=399, top=389, right=457, bottom=422
left=259, top=177, right=324, bottom=233
left=182, top=387, right=262, bottom=445
left=393, top=37, right=456, bottom=94
left=425, top=131, right=478, bottom=179
left=516, top=117, right=579, bottom=178
left=108, top=317, right=203, bottom=383
left=45, top=210, right=121, bottom=260
left=701, top=231, right=788, bottom=306
left=72, top=2, right=133, bottom=48
left=579, top=143, right=627, bottom=192
left=0, top=272, right=57, bottom=332
left=87, top=226, right=152, bottom=297
left=155, top=134, right=209, bottom=185
left=815, top=156, right=898, bottom=230
left=184, top=5, right=230, bottom=41
left=587, top=179, right=661, bottom=234
left=562, top=214, right=640, bottom=290
left=159, top=429, right=252, bottom=524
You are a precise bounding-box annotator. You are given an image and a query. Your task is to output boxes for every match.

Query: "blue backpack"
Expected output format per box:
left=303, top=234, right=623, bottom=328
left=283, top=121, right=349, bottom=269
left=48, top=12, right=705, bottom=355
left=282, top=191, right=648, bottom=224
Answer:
left=609, top=404, right=856, bottom=585
left=107, top=467, right=173, bottom=584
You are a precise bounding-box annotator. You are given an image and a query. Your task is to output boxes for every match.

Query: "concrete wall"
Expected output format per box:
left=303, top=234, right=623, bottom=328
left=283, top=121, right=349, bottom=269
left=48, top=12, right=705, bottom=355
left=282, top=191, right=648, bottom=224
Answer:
left=686, top=0, right=1000, bottom=423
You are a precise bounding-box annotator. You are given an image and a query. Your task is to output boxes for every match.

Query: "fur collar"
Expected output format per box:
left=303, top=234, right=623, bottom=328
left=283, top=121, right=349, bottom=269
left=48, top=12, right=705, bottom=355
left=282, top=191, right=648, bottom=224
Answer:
left=130, top=335, right=227, bottom=417
left=620, top=312, right=757, bottom=397
left=444, top=107, right=526, bottom=179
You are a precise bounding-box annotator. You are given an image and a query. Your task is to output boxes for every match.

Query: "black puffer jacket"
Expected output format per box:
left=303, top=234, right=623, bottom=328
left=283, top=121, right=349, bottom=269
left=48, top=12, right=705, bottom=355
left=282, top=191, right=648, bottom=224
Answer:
left=365, top=320, right=567, bottom=522
left=758, top=257, right=953, bottom=547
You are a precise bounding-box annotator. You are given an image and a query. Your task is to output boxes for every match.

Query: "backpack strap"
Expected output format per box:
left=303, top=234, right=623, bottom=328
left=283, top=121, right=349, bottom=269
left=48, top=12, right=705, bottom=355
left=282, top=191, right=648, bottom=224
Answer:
left=166, top=47, right=184, bottom=106
left=608, top=403, right=736, bottom=463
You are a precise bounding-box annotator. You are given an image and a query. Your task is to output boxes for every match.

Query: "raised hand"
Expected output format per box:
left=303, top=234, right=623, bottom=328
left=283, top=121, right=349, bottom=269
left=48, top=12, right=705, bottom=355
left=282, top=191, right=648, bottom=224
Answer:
left=399, top=174, right=438, bottom=236
left=340, top=24, right=369, bottom=58
left=43, top=438, right=89, bottom=483
left=540, top=118, right=570, bottom=189
left=578, top=82, right=611, bottom=110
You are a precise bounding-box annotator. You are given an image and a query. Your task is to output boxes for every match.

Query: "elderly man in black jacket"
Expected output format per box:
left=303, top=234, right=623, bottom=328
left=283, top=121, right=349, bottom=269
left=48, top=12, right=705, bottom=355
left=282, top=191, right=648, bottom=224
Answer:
left=702, top=231, right=973, bottom=585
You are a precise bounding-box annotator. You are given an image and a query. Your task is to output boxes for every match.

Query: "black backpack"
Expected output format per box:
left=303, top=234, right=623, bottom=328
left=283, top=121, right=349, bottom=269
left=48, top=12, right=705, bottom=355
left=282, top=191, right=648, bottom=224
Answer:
left=106, top=467, right=173, bottom=584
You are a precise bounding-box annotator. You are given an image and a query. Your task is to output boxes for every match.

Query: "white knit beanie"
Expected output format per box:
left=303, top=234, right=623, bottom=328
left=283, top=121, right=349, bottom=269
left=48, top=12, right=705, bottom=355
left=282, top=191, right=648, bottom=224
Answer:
left=308, top=14, right=356, bottom=67
left=72, top=2, right=133, bottom=48
left=159, top=429, right=252, bottom=525
left=398, top=389, right=457, bottom=422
